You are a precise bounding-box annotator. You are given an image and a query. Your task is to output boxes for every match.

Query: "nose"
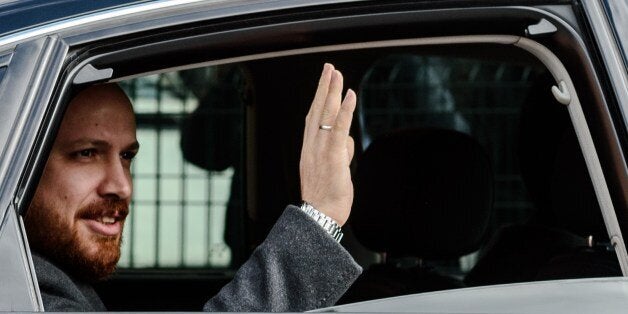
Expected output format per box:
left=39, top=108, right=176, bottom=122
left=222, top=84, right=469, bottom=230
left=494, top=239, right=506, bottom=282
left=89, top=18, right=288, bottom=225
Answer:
left=97, top=156, right=132, bottom=200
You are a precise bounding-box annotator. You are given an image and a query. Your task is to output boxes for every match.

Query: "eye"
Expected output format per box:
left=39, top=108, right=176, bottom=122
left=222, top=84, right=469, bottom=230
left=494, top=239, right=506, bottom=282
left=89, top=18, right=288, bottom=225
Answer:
left=79, top=149, right=93, bottom=157
left=121, top=150, right=137, bottom=161
left=72, top=148, right=96, bottom=159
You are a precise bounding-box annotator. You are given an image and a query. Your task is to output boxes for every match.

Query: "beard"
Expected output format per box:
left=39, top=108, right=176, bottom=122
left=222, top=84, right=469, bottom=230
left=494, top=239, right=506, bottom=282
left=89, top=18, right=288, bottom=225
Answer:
left=25, top=199, right=129, bottom=282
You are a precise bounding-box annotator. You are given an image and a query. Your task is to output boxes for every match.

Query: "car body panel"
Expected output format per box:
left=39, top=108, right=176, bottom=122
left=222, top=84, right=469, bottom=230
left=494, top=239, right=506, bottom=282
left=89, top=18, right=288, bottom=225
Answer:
left=0, top=36, right=67, bottom=311
left=0, top=0, right=378, bottom=51
left=0, top=206, right=41, bottom=311
left=323, top=277, right=628, bottom=313
left=582, top=0, right=628, bottom=136
left=602, top=0, right=627, bottom=65
left=0, top=36, right=67, bottom=226
left=0, top=0, right=139, bottom=36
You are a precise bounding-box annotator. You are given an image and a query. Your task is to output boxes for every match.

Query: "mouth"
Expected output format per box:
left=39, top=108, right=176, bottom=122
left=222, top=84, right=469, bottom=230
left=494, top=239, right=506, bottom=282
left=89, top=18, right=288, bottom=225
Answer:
left=79, top=209, right=128, bottom=237
left=81, top=212, right=126, bottom=237
left=77, top=201, right=129, bottom=237
left=98, top=216, right=117, bottom=224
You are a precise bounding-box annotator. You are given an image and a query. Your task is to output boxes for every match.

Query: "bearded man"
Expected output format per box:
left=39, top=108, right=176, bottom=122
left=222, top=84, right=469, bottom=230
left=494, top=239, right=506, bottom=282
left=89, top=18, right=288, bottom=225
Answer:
left=24, top=64, right=362, bottom=311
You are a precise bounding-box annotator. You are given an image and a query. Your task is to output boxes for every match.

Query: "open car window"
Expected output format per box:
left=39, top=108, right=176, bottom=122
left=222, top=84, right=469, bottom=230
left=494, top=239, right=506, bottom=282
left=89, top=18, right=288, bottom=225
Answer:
left=95, top=42, right=623, bottom=310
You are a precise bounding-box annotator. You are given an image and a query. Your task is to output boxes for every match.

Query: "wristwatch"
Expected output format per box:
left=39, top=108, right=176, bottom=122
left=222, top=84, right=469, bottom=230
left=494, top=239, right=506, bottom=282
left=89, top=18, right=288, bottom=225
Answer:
left=299, top=202, right=344, bottom=243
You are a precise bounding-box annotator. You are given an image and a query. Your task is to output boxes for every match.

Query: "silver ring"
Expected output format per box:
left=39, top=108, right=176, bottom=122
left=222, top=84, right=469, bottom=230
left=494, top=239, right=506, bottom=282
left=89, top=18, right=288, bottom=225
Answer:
left=319, top=125, right=332, bottom=131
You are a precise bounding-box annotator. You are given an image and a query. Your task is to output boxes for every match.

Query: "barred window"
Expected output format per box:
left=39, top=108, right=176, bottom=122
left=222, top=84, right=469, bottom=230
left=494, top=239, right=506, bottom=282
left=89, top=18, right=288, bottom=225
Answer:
left=117, top=66, right=246, bottom=269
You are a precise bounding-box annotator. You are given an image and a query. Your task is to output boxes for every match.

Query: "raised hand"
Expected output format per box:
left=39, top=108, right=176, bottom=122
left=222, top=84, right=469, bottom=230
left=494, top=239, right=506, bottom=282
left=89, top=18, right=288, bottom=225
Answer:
left=299, top=63, right=356, bottom=226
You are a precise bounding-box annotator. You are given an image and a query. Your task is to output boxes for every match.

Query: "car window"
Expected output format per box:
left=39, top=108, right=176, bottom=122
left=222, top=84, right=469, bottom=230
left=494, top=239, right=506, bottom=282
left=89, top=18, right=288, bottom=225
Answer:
left=86, top=43, right=623, bottom=309
left=0, top=66, right=6, bottom=83
left=334, top=47, right=620, bottom=303
left=16, top=3, right=626, bottom=310
left=117, top=65, right=246, bottom=270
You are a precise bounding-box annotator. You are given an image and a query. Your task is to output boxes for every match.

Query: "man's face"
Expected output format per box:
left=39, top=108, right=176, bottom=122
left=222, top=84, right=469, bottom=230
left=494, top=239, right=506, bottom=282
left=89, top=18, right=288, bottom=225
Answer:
left=25, top=84, right=138, bottom=281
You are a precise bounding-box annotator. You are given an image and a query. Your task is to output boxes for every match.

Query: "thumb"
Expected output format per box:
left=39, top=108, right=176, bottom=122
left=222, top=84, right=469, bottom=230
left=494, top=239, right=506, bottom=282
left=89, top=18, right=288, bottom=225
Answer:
left=347, top=135, right=355, bottom=164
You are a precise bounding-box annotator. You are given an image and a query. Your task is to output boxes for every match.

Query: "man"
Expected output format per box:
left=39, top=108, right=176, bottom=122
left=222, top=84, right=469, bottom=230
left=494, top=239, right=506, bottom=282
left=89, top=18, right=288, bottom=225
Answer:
left=24, top=64, right=362, bottom=311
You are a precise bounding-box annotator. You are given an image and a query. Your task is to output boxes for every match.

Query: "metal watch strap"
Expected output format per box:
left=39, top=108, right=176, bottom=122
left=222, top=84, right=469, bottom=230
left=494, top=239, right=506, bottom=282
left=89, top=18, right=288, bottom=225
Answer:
left=299, top=202, right=343, bottom=243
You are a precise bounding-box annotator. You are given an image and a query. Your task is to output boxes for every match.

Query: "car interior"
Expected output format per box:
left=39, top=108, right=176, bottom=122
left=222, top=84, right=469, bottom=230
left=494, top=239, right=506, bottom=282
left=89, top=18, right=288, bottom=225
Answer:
left=18, top=3, right=626, bottom=311
left=90, top=46, right=621, bottom=310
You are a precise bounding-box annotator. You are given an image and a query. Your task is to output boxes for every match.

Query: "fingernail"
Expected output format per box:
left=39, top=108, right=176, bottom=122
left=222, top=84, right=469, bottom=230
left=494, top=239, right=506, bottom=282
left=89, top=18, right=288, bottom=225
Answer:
left=330, top=70, right=337, bottom=80
left=323, top=63, right=333, bottom=73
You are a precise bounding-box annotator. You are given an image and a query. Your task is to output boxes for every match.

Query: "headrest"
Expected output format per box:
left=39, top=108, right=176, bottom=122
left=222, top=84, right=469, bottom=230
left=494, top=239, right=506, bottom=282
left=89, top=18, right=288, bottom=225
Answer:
left=352, top=128, right=493, bottom=259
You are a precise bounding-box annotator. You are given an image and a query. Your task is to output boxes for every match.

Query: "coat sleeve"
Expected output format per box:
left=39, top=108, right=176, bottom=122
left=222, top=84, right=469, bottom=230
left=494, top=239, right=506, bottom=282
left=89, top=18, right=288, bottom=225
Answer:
left=203, top=205, right=362, bottom=312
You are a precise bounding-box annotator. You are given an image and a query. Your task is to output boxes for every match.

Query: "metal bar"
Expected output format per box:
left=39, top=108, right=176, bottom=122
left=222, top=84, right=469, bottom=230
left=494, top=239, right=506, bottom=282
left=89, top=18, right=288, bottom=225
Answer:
left=155, top=75, right=163, bottom=267
left=129, top=79, right=138, bottom=268
left=206, top=80, right=213, bottom=267
left=180, top=88, right=187, bottom=267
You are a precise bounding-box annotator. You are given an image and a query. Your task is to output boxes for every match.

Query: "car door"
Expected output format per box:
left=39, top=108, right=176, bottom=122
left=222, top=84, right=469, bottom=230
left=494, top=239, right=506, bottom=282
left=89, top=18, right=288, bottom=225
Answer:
left=579, top=0, right=628, bottom=259
left=0, top=36, right=68, bottom=311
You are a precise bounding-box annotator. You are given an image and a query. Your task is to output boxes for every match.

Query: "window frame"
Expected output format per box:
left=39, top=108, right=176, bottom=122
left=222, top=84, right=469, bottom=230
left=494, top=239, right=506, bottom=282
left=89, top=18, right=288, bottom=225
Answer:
left=0, top=36, right=68, bottom=311
left=581, top=0, right=628, bottom=165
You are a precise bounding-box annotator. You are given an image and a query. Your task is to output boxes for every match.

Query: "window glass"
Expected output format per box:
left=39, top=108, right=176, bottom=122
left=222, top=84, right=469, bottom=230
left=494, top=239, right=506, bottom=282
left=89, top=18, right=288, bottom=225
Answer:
left=117, top=65, right=246, bottom=270
left=0, top=66, right=6, bottom=84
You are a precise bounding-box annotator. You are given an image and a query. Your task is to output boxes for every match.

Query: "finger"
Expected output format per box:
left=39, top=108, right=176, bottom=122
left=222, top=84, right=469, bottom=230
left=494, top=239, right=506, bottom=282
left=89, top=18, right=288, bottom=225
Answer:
left=303, top=64, right=333, bottom=149
left=347, top=135, right=355, bottom=164
left=318, top=70, right=343, bottom=132
left=305, top=64, right=334, bottom=137
left=330, top=89, right=356, bottom=149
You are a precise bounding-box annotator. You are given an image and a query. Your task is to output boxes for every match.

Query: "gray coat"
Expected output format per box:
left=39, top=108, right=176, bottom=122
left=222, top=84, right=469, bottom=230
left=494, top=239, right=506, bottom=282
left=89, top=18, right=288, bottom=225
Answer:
left=33, top=206, right=362, bottom=311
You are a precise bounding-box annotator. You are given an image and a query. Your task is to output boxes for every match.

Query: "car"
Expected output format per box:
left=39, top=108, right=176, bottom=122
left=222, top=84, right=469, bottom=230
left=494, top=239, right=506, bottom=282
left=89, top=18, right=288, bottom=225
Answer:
left=0, top=0, right=626, bottom=312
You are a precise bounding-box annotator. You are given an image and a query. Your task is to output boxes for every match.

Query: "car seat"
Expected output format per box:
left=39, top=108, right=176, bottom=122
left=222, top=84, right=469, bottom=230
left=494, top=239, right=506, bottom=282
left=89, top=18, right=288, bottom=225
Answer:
left=464, top=73, right=621, bottom=287
left=339, top=128, right=493, bottom=303
left=534, top=127, right=622, bottom=280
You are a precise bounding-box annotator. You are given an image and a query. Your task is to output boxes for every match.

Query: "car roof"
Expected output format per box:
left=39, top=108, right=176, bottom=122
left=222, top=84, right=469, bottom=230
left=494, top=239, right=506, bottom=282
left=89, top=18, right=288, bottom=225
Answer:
left=0, top=0, right=149, bottom=37
left=0, top=0, right=573, bottom=41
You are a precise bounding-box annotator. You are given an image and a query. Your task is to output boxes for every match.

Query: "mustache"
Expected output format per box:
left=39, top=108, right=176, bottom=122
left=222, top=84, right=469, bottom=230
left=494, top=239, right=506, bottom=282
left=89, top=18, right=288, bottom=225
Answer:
left=77, top=199, right=129, bottom=220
